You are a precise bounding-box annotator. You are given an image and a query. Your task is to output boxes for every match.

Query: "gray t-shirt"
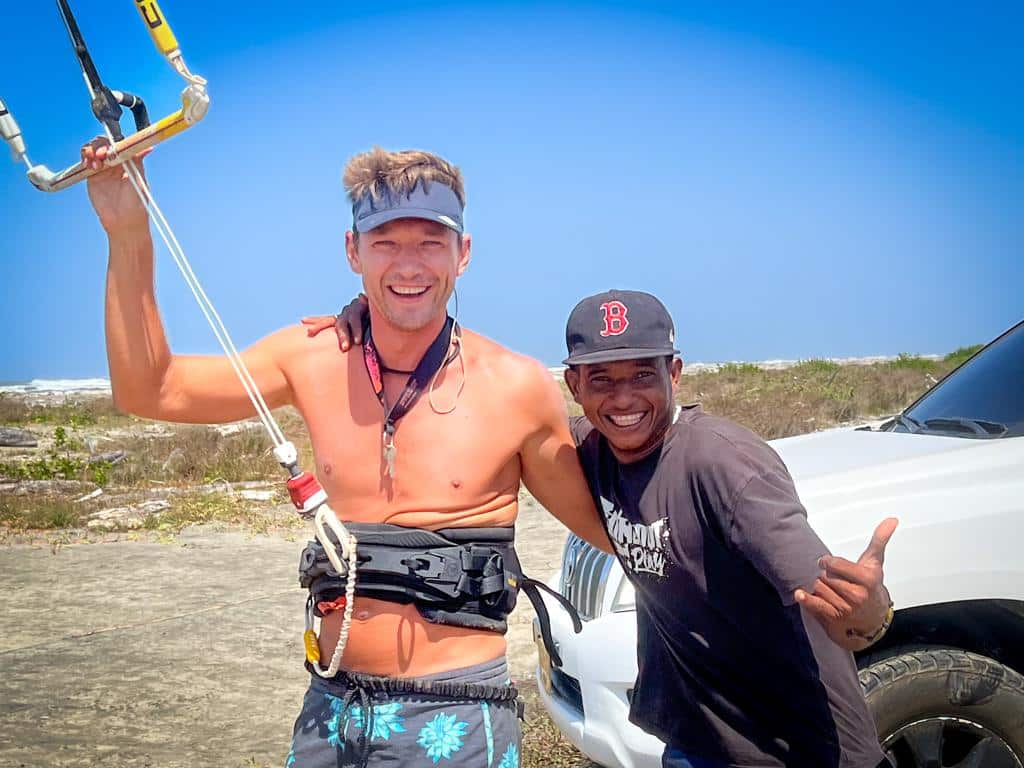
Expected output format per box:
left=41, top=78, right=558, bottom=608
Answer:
left=572, top=407, right=884, bottom=768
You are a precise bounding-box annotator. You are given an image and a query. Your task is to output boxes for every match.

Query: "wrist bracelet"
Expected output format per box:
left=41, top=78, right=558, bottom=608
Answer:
left=848, top=601, right=894, bottom=645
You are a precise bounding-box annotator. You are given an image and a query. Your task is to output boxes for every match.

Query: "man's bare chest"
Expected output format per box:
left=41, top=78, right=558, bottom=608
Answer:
left=291, top=359, right=524, bottom=503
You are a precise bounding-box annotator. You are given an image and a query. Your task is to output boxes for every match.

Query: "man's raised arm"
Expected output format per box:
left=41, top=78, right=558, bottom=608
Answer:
left=85, top=139, right=292, bottom=423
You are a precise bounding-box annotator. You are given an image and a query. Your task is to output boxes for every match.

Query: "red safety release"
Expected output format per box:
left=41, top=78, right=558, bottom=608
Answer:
left=287, top=471, right=324, bottom=511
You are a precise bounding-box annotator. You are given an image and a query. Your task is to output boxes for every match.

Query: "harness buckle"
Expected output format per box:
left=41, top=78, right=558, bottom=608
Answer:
left=406, top=552, right=448, bottom=580
left=460, top=546, right=503, bottom=574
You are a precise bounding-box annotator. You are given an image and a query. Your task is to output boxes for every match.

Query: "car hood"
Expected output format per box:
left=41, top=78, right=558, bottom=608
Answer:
left=769, top=426, right=1024, bottom=563
left=769, top=426, right=979, bottom=482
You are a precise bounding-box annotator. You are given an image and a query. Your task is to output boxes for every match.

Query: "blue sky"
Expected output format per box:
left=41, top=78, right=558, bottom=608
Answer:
left=1, top=1, right=1020, bottom=381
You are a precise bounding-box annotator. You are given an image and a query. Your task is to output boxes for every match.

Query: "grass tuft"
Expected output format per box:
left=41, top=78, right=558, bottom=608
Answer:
left=0, top=394, right=129, bottom=427
left=886, top=352, right=938, bottom=371
left=792, top=358, right=840, bottom=375
left=141, top=491, right=301, bottom=536
left=717, top=362, right=762, bottom=376
left=677, top=355, right=960, bottom=440
left=0, top=495, right=84, bottom=530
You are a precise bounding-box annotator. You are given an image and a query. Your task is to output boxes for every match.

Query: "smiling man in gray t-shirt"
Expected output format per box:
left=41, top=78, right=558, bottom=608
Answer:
left=564, top=290, right=896, bottom=768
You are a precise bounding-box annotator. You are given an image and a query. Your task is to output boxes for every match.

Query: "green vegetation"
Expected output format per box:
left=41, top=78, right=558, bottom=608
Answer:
left=0, top=346, right=974, bottom=531
left=675, top=350, right=964, bottom=440
left=792, top=358, right=841, bottom=375
left=142, top=491, right=299, bottom=535
left=0, top=494, right=82, bottom=530
left=886, top=352, right=938, bottom=372
left=105, top=427, right=286, bottom=487
left=717, top=362, right=762, bottom=376
left=0, top=393, right=129, bottom=427
left=0, top=488, right=300, bottom=536
left=0, top=426, right=112, bottom=486
left=944, top=344, right=983, bottom=366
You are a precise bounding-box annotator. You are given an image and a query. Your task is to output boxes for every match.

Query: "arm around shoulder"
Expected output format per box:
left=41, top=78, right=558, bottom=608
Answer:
left=515, top=359, right=613, bottom=553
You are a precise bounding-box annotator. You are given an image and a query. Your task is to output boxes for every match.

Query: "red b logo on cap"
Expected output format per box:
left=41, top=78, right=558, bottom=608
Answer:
left=600, top=301, right=629, bottom=337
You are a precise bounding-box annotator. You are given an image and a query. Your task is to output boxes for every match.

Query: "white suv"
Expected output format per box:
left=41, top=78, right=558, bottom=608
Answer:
left=535, top=320, right=1024, bottom=768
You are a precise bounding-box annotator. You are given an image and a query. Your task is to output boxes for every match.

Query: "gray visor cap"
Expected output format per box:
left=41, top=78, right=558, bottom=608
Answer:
left=352, top=180, right=464, bottom=234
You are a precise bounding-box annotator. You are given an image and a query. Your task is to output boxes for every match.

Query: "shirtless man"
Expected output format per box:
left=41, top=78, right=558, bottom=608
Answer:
left=82, top=142, right=610, bottom=767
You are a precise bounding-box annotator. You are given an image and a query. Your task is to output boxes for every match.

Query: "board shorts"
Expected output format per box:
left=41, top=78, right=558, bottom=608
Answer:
left=286, top=656, right=521, bottom=767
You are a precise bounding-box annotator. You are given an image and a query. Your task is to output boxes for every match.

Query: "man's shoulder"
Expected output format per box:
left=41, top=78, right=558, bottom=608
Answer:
left=461, top=328, right=554, bottom=389
left=676, top=408, right=762, bottom=447
left=670, top=408, right=779, bottom=477
left=264, top=323, right=340, bottom=362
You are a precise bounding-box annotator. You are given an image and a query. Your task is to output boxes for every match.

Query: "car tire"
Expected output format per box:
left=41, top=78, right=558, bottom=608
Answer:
left=859, top=647, right=1024, bottom=767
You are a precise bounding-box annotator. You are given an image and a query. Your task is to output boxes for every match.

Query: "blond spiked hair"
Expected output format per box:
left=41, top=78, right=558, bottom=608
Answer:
left=343, top=147, right=466, bottom=210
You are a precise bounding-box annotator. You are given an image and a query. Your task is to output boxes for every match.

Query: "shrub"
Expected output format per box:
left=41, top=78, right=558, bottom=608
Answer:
left=0, top=423, right=108, bottom=485
left=944, top=344, right=983, bottom=366
left=0, top=396, right=129, bottom=427
left=717, top=362, right=762, bottom=376
left=0, top=495, right=83, bottom=530
left=887, top=353, right=938, bottom=372
left=793, top=359, right=840, bottom=375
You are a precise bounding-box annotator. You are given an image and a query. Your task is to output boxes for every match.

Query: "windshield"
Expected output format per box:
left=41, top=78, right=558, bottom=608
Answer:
left=898, top=321, right=1024, bottom=438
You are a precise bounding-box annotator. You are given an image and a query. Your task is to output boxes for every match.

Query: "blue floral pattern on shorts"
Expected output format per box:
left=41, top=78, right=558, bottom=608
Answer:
left=417, top=712, right=470, bottom=762
left=350, top=701, right=407, bottom=741
left=325, top=694, right=408, bottom=748
left=499, top=741, right=519, bottom=768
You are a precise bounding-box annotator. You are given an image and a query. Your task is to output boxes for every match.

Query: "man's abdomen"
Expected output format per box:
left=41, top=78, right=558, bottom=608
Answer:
left=317, top=597, right=508, bottom=677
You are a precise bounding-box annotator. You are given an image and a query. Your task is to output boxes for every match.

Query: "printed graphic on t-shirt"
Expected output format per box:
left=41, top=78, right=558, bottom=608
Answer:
left=601, top=497, right=670, bottom=578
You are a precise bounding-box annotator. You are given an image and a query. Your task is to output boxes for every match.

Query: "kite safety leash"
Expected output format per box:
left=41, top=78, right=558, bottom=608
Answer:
left=2, top=0, right=359, bottom=673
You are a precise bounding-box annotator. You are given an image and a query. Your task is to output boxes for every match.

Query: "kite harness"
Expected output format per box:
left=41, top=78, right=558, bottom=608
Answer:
left=1, top=0, right=580, bottom=679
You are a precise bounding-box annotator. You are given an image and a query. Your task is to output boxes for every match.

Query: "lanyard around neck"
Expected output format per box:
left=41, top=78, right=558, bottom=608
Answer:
left=362, top=316, right=457, bottom=478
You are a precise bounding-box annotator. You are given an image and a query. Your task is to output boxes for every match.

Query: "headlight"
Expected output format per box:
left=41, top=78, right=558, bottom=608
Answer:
left=611, top=575, right=636, bottom=612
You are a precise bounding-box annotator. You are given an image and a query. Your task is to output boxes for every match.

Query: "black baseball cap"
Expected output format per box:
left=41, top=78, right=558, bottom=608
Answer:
left=563, top=289, right=680, bottom=365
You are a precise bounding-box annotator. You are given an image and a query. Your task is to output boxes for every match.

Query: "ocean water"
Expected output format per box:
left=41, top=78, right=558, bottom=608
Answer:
left=0, top=378, right=112, bottom=395
left=0, top=354, right=933, bottom=397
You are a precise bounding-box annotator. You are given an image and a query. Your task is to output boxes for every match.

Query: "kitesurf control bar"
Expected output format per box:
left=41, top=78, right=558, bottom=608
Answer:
left=0, top=0, right=208, bottom=192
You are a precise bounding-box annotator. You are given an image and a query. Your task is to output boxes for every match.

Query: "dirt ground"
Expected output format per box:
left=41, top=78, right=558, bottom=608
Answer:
left=0, top=497, right=571, bottom=768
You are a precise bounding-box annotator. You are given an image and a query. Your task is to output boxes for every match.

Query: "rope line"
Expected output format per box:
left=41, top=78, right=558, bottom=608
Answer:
left=81, top=56, right=359, bottom=676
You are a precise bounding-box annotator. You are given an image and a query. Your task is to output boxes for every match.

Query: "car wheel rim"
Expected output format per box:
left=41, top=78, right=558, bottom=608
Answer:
left=882, top=716, right=1022, bottom=768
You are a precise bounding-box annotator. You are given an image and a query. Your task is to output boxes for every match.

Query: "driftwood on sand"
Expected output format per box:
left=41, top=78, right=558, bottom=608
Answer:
left=0, top=427, right=38, bottom=448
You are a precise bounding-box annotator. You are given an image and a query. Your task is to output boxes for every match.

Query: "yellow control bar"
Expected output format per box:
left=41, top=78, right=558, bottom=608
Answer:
left=134, top=0, right=180, bottom=56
